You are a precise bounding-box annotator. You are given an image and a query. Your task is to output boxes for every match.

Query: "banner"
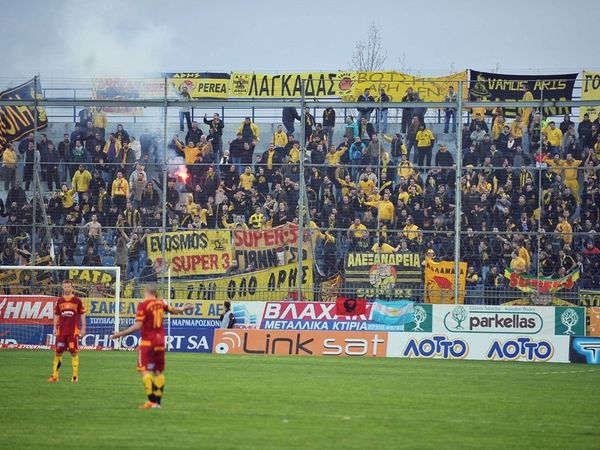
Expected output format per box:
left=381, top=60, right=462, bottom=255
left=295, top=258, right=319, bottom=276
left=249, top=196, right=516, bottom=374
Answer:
left=166, top=73, right=230, bottom=99
left=229, top=72, right=354, bottom=98
left=569, top=337, right=600, bottom=364
left=233, top=223, right=312, bottom=271
left=0, top=296, right=57, bottom=325
left=230, top=301, right=427, bottom=332
left=0, top=296, right=222, bottom=352
left=84, top=298, right=224, bottom=320
left=431, top=304, right=586, bottom=337
left=386, top=333, right=570, bottom=363
left=503, top=268, right=579, bottom=293
left=581, top=71, right=600, bottom=120
left=147, top=229, right=232, bottom=277
left=580, top=290, right=600, bottom=307
left=344, top=252, right=422, bottom=299
left=169, top=261, right=314, bottom=302
left=343, top=71, right=468, bottom=102
left=213, top=329, right=388, bottom=357
left=0, top=78, right=47, bottom=146
left=579, top=290, right=600, bottom=337
left=469, top=70, right=577, bottom=116
left=424, top=258, right=467, bottom=304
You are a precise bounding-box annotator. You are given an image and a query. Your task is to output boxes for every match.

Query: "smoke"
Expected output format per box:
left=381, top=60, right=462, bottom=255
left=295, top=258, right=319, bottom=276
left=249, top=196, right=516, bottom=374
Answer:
left=2, top=1, right=181, bottom=78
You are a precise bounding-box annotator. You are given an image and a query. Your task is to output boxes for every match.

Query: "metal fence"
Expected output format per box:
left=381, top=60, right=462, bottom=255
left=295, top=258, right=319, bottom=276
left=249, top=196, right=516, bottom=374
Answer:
left=0, top=76, right=599, bottom=306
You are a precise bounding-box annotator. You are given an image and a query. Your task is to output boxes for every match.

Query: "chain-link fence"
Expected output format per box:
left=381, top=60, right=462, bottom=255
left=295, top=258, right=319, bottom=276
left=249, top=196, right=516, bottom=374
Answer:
left=0, top=75, right=599, bottom=307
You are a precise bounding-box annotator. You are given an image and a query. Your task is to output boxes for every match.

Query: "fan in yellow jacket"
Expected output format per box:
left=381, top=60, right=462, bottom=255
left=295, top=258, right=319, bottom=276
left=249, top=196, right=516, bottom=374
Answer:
left=402, top=217, right=420, bottom=241
left=273, top=126, right=288, bottom=148
left=175, top=138, right=201, bottom=165
left=365, top=193, right=395, bottom=224
left=555, top=216, right=573, bottom=245
left=415, top=128, right=435, bottom=147
left=358, top=177, right=376, bottom=198
left=519, top=87, right=534, bottom=126
left=544, top=122, right=563, bottom=149
left=237, top=119, right=260, bottom=143
left=239, top=167, right=256, bottom=191
left=71, top=165, right=92, bottom=193
left=93, top=108, right=108, bottom=130
left=337, top=175, right=356, bottom=197
left=60, top=184, right=76, bottom=209
left=325, top=145, right=347, bottom=166
left=2, top=144, right=17, bottom=169
left=111, top=172, right=129, bottom=197
left=544, top=154, right=582, bottom=203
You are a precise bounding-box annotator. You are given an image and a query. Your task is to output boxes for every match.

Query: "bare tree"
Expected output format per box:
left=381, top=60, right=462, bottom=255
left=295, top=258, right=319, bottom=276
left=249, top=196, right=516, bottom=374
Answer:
left=351, top=22, right=387, bottom=72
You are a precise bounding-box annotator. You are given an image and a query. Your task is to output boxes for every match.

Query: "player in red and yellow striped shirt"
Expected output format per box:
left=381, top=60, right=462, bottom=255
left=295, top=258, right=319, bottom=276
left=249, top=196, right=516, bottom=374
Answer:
left=111, top=285, right=193, bottom=409
left=48, top=279, right=86, bottom=383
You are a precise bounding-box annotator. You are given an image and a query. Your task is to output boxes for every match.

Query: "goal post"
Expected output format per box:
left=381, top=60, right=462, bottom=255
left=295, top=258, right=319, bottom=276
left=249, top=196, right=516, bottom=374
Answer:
left=0, top=265, right=122, bottom=350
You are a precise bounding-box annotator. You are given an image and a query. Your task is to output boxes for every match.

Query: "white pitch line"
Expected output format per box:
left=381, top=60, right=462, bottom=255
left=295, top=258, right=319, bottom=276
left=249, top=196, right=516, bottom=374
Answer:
left=535, top=368, right=600, bottom=375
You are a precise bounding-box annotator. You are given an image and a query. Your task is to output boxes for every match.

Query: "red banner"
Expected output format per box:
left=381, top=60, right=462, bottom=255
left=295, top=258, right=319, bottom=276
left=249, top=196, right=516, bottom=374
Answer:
left=0, top=296, right=57, bottom=324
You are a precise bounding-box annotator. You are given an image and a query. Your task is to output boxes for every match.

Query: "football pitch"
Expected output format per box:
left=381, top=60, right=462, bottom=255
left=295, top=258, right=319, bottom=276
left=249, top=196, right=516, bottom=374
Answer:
left=0, top=351, right=598, bottom=450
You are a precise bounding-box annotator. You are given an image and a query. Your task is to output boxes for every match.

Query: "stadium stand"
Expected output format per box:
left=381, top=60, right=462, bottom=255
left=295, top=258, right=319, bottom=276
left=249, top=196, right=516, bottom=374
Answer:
left=0, top=75, right=598, bottom=306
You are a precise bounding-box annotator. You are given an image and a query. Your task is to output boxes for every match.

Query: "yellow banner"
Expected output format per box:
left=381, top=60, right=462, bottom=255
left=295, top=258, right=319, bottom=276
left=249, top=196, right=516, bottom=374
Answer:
left=167, top=73, right=229, bottom=99
left=170, top=261, right=314, bottom=302
left=146, top=230, right=232, bottom=277
left=343, top=71, right=468, bottom=102
left=229, top=72, right=355, bottom=98
left=424, top=257, right=467, bottom=304
left=581, top=71, right=600, bottom=121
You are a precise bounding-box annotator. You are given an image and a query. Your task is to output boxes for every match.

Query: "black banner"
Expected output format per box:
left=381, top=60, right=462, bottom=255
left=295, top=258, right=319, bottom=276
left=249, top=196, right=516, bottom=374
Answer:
left=569, top=336, right=600, bottom=364
left=469, top=70, right=577, bottom=117
left=0, top=78, right=47, bottom=146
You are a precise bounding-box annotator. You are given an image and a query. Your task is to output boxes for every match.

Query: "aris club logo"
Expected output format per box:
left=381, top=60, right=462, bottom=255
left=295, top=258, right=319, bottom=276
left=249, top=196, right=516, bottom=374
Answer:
left=444, top=306, right=543, bottom=334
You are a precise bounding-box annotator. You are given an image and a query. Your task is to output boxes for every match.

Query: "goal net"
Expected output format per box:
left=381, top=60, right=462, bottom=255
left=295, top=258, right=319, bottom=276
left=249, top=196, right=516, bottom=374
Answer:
left=0, top=264, right=220, bottom=353
left=0, top=265, right=123, bottom=350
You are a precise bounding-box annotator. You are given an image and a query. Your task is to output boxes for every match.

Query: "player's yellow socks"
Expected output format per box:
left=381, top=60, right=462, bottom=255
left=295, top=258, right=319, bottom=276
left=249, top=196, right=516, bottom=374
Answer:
left=52, top=355, right=62, bottom=378
left=142, top=373, right=154, bottom=396
left=71, top=354, right=80, bottom=378
left=153, top=374, right=165, bottom=404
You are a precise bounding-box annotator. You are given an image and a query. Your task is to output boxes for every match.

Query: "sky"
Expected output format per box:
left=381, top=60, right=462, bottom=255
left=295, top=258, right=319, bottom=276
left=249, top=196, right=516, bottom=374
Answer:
left=2, top=0, right=599, bottom=79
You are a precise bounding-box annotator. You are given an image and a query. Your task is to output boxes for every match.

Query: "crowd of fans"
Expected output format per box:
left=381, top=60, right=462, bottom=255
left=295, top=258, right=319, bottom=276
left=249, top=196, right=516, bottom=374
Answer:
left=0, top=86, right=599, bottom=301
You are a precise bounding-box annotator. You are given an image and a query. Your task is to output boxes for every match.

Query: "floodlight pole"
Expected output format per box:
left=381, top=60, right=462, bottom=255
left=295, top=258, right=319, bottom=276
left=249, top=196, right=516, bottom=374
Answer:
left=297, top=80, right=306, bottom=301
left=453, top=81, right=464, bottom=305
left=161, top=77, right=169, bottom=280
left=31, top=75, right=39, bottom=264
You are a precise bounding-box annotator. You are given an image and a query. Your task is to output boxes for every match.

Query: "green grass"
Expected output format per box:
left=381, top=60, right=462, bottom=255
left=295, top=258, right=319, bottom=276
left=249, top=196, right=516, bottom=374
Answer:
left=0, top=351, right=599, bottom=450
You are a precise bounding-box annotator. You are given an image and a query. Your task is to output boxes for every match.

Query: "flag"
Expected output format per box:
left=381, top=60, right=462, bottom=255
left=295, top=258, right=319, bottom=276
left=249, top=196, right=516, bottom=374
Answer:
left=371, top=300, right=414, bottom=325
left=0, top=78, right=47, bottom=146
left=335, top=297, right=367, bottom=316
left=424, top=258, right=467, bottom=304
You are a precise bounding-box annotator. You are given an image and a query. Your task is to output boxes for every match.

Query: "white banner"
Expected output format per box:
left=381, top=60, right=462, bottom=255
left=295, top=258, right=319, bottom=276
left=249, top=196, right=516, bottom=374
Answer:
left=386, top=333, right=570, bottom=363
left=431, top=304, right=585, bottom=336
